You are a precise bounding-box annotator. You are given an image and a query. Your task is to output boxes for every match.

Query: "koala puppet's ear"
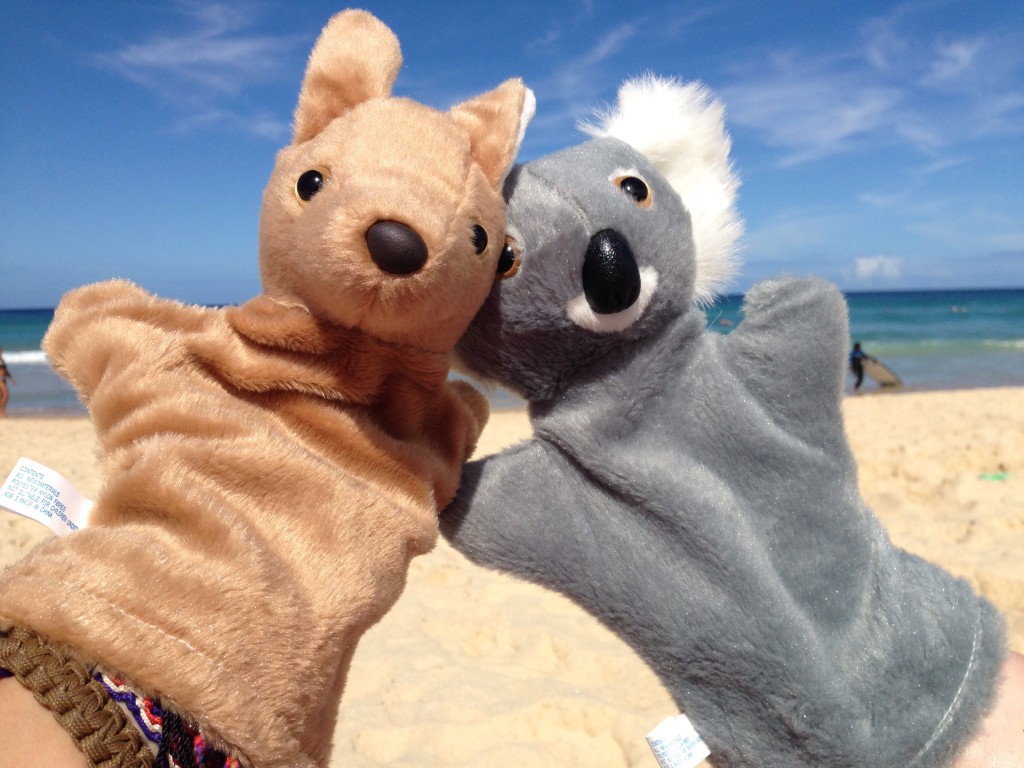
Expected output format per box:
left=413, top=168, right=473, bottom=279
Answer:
left=292, top=10, right=402, bottom=144
left=449, top=80, right=536, bottom=191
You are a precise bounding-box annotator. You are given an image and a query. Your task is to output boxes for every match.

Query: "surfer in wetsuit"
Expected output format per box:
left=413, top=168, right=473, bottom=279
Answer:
left=849, top=342, right=872, bottom=390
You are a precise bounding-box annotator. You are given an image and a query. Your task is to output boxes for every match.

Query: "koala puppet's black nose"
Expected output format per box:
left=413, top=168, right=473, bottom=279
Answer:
left=366, top=220, right=428, bottom=275
left=581, top=229, right=642, bottom=315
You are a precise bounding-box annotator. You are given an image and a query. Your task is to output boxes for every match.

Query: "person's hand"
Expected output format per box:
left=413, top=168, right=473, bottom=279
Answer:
left=0, top=677, right=89, bottom=768
left=952, top=651, right=1024, bottom=768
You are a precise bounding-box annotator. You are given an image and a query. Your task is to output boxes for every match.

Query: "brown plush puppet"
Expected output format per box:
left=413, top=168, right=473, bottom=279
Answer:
left=0, top=10, right=532, bottom=768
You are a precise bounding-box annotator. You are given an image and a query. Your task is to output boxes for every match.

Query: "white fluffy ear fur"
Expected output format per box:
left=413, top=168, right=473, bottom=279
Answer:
left=579, top=74, right=743, bottom=305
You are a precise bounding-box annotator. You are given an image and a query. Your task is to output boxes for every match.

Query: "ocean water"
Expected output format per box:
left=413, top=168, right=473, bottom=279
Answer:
left=1, top=288, right=1022, bottom=416
left=707, top=287, right=1024, bottom=393
left=0, top=309, right=81, bottom=416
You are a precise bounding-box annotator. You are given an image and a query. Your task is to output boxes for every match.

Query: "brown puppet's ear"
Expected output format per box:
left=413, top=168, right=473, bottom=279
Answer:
left=292, top=10, right=402, bottom=145
left=448, top=79, right=536, bottom=191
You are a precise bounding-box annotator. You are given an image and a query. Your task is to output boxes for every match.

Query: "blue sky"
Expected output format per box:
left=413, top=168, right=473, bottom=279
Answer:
left=2, top=0, right=1022, bottom=309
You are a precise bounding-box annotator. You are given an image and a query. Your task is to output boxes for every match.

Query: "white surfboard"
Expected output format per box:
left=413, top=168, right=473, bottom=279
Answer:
left=862, top=357, right=902, bottom=387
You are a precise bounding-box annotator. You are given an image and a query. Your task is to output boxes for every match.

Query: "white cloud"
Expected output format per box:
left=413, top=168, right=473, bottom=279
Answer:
left=97, top=1, right=300, bottom=138
left=855, top=255, right=902, bottom=279
left=910, top=155, right=967, bottom=176
left=558, top=23, right=637, bottom=91
left=862, top=17, right=908, bottom=71
left=720, top=7, right=1023, bottom=168
left=519, top=22, right=639, bottom=153
left=110, top=35, right=287, bottom=93
left=970, top=91, right=1024, bottom=139
left=925, top=38, right=985, bottom=83
left=891, top=119, right=946, bottom=152
left=722, top=72, right=903, bottom=166
left=166, top=108, right=289, bottom=141
left=102, top=2, right=297, bottom=93
left=527, top=27, right=562, bottom=52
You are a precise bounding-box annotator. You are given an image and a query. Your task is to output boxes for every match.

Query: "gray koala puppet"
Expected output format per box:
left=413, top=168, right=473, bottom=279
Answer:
left=442, top=76, right=1005, bottom=767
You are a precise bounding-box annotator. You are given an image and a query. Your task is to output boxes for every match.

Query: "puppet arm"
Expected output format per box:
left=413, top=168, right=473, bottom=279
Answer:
left=441, top=437, right=576, bottom=583
left=42, top=279, right=206, bottom=404
left=721, top=276, right=849, bottom=431
left=448, top=380, right=491, bottom=460
left=728, top=276, right=847, bottom=385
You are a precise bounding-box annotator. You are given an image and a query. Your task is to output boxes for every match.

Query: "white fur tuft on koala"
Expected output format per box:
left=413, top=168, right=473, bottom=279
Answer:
left=579, top=74, right=743, bottom=305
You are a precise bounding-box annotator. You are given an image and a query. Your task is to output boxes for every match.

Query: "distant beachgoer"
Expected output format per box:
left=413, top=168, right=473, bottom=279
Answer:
left=849, top=341, right=874, bottom=391
left=0, top=347, right=14, bottom=416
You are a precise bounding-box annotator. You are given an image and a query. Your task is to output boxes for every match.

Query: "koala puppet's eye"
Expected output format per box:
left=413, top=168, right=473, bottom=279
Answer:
left=295, top=168, right=328, bottom=203
left=496, top=236, right=521, bottom=279
left=471, top=224, right=488, bottom=255
left=614, top=175, right=652, bottom=209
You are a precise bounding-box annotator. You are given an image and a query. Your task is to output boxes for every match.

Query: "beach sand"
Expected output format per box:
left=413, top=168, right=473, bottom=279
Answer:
left=1, top=388, right=1022, bottom=766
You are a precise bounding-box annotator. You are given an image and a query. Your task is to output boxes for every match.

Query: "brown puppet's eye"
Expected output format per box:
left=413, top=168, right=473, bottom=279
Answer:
left=295, top=168, right=328, bottom=203
left=471, top=224, right=488, bottom=255
left=496, top=236, right=521, bottom=279
left=614, top=175, right=652, bottom=208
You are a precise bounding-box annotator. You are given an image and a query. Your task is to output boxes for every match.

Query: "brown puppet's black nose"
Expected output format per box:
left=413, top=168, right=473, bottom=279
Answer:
left=366, top=220, right=428, bottom=275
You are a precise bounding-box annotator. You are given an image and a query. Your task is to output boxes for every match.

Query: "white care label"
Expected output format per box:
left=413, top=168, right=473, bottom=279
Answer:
left=1, top=458, right=92, bottom=537
left=646, top=713, right=711, bottom=768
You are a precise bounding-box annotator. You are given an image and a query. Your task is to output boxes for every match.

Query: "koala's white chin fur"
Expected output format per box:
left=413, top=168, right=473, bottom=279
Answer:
left=566, top=267, right=659, bottom=333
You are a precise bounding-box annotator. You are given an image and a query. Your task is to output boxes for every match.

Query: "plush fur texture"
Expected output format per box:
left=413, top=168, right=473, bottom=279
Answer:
left=0, top=10, right=531, bottom=768
left=444, top=78, right=1005, bottom=767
